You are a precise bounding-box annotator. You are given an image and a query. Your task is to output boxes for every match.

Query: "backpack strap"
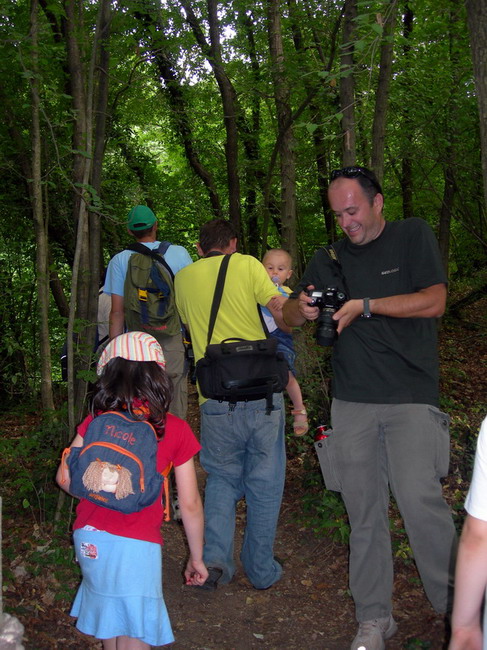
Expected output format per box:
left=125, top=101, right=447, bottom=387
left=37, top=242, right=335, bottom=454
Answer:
left=162, top=462, right=173, bottom=522
left=126, top=242, right=174, bottom=279
left=157, top=240, right=171, bottom=256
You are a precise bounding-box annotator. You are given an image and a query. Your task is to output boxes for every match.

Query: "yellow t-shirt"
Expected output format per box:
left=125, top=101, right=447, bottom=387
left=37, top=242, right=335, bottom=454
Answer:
left=175, top=253, right=281, bottom=400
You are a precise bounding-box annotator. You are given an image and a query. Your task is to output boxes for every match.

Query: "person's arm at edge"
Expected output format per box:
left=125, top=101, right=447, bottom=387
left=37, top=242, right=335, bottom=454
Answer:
left=449, top=513, right=487, bottom=649
left=333, top=283, right=447, bottom=334
left=175, top=458, right=208, bottom=586
left=55, top=433, right=84, bottom=495
left=109, top=293, right=125, bottom=339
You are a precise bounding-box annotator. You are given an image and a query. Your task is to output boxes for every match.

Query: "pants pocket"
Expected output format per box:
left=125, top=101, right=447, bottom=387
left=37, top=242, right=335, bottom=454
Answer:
left=314, top=432, right=341, bottom=492
left=429, top=407, right=451, bottom=478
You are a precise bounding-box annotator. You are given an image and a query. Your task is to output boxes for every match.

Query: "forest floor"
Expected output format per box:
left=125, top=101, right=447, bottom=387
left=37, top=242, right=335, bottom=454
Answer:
left=2, top=296, right=486, bottom=650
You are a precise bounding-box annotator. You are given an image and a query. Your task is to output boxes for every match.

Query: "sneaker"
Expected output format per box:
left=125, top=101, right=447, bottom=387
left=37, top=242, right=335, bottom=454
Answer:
left=350, top=615, right=398, bottom=650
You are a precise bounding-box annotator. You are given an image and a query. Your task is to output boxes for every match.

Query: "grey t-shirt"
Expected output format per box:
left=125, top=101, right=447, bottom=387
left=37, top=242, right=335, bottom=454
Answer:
left=292, top=218, right=447, bottom=406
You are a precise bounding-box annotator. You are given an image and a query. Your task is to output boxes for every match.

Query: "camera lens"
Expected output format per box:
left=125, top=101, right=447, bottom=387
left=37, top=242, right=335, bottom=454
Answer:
left=316, top=308, right=337, bottom=347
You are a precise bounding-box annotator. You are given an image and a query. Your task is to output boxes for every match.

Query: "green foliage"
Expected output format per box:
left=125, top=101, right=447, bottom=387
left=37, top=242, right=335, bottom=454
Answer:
left=0, top=406, right=68, bottom=524
left=404, top=640, right=432, bottom=649
left=0, top=0, right=485, bottom=401
left=285, top=327, right=350, bottom=543
left=298, top=455, right=350, bottom=544
left=2, top=521, right=81, bottom=610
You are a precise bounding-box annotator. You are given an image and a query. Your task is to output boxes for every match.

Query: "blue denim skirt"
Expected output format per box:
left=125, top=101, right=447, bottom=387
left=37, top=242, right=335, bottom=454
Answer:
left=71, top=527, right=174, bottom=645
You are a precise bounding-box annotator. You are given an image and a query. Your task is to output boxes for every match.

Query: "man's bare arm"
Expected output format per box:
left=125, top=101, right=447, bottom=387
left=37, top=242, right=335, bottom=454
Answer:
left=333, top=283, right=447, bottom=334
left=109, top=294, right=125, bottom=339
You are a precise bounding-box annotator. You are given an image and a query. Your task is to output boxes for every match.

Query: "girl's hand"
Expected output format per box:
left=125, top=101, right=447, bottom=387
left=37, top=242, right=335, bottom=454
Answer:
left=184, top=558, right=209, bottom=586
left=449, top=626, right=483, bottom=650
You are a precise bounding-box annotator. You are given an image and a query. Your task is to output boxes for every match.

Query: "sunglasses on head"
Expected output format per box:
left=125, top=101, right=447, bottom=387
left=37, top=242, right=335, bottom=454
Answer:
left=330, top=166, right=382, bottom=194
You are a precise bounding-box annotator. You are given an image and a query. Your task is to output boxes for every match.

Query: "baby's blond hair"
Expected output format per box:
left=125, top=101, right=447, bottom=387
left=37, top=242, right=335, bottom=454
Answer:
left=262, top=248, right=293, bottom=269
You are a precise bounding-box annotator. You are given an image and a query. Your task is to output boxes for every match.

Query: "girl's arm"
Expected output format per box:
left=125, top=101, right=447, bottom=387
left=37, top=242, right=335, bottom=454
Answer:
left=449, top=514, right=487, bottom=650
left=174, top=458, right=208, bottom=586
left=55, top=433, right=84, bottom=495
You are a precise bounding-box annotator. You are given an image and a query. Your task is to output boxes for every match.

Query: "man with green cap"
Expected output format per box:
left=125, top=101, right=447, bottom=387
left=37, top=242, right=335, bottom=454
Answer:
left=103, top=205, right=193, bottom=419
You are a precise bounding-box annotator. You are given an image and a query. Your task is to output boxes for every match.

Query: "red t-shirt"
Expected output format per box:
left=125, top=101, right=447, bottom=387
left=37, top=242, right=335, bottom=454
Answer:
left=72, top=412, right=201, bottom=545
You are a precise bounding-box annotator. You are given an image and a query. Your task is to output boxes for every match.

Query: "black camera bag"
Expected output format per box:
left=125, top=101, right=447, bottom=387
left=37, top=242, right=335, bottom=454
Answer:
left=195, top=255, right=288, bottom=414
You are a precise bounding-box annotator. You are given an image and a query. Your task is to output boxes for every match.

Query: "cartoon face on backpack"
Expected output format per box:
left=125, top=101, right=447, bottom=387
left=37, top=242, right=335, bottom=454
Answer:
left=82, top=459, right=135, bottom=499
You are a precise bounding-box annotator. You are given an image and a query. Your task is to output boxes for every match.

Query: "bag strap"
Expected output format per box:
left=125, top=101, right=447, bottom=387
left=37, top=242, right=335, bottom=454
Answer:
left=257, top=304, right=270, bottom=338
left=322, top=244, right=350, bottom=296
left=126, top=242, right=174, bottom=280
left=206, top=254, right=231, bottom=346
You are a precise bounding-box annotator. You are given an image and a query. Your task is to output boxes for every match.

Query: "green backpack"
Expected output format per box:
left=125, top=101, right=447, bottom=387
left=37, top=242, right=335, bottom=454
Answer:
left=124, top=242, right=181, bottom=338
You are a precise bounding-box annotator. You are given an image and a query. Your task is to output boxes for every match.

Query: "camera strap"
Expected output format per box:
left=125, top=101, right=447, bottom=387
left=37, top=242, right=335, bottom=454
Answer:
left=322, top=244, right=350, bottom=296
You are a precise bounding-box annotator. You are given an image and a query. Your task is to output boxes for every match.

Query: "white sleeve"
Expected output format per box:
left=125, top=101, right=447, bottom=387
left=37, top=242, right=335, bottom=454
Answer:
left=465, top=417, right=487, bottom=522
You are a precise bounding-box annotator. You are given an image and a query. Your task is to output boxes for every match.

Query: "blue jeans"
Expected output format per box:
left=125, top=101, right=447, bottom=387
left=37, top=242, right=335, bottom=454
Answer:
left=199, top=394, right=285, bottom=589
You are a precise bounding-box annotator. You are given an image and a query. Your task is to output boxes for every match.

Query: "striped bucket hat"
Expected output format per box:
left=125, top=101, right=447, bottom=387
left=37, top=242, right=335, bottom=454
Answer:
left=97, top=332, right=166, bottom=375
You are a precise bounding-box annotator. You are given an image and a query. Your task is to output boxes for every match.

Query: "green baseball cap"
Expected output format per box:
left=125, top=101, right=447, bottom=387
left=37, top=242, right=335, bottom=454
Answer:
left=127, top=205, right=157, bottom=231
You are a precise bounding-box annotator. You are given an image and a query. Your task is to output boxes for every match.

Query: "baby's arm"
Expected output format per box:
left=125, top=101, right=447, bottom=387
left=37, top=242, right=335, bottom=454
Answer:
left=174, top=458, right=208, bottom=585
left=55, top=433, right=84, bottom=495
left=266, top=295, right=292, bottom=333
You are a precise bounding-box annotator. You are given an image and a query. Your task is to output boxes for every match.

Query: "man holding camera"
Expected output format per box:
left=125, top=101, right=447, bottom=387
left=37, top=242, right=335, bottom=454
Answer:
left=283, top=167, right=457, bottom=650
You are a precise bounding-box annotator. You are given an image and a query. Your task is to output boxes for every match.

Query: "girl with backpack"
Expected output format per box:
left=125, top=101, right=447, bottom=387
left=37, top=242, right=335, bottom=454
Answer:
left=56, top=331, right=207, bottom=649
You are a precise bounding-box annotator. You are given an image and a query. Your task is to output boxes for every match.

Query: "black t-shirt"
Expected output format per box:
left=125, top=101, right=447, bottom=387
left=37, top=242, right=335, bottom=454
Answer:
left=292, top=218, right=447, bottom=406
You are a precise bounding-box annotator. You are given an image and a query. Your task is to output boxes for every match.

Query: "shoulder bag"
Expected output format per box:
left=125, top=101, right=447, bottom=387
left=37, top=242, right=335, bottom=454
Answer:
left=195, top=254, right=288, bottom=414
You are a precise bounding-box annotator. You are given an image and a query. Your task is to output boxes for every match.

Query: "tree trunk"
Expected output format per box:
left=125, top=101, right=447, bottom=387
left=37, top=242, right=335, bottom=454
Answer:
left=134, top=8, right=223, bottom=219
left=466, top=0, right=487, bottom=212
left=288, top=0, right=342, bottom=249
left=207, top=0, right=241, bottom=230
left=89, top=0, right=111, bottom=295
left=438, top=2, right=462, bottom=276
left=29, top=0, right=55, bottom=413
left=339, top=0, right=357, bottom=167
left=438, top=163, right=455, bottom=276
left=400, top=5, right=414, bottom=218
left=65, top=0, right=110, bottom=430
left=237, top=9, right=260, bottom=254
left=267, top=0, right=297, bottom=261
left=371, top=0, right=398, bottom=184
left=179, top=0, right=242, bottom=231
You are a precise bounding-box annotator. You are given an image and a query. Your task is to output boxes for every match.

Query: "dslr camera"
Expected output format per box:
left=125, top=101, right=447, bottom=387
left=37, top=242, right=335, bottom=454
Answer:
left=305, top=287, right=347, bottom=346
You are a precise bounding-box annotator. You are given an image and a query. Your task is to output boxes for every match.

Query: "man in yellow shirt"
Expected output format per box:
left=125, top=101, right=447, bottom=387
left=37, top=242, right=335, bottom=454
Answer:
left=175, top=219, right=286, bottom=591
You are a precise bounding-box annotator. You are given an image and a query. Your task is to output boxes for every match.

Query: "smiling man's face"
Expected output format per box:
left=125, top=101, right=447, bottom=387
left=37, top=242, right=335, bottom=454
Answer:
left=328, top=177, right=385, bottom=246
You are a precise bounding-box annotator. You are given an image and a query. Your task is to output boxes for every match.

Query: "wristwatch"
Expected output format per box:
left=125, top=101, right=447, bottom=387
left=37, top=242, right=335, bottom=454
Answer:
left=363, top=297, right=372, bottom=318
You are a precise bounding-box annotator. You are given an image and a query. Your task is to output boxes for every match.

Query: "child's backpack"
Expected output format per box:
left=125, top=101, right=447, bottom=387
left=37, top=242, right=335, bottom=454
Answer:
left=62, top=411, right=171, bottom=515
left=123, top=241, right=181, bottom=338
